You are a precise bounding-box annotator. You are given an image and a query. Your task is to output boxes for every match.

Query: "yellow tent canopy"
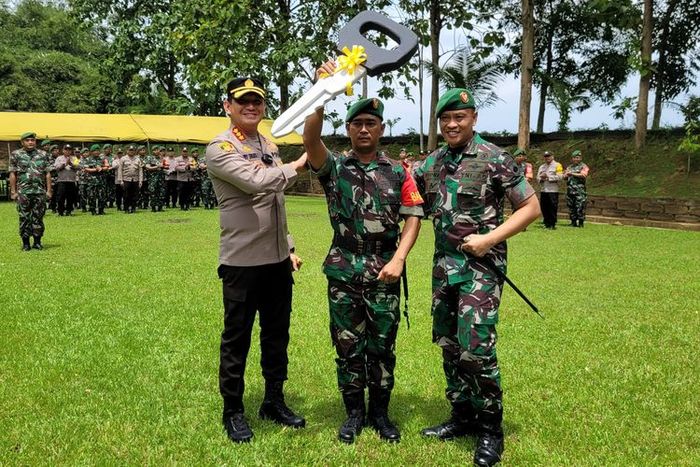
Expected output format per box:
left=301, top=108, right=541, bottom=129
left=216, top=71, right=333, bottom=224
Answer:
left=0, top=112, right=302, bottom=146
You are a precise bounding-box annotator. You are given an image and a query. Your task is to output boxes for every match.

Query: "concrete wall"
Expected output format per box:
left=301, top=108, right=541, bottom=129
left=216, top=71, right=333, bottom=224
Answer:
left=583, top=195, right=699, bottom=224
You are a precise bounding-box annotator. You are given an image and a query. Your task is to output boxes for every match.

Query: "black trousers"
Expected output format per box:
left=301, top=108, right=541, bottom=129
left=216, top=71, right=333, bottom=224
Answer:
left=123, top=181, right=140, bottom=212
left=115, top=183, right=124, bottom=210
left=540, top=192, right=559, bottom=227
left=167, top=179, right=178, bottom=207
left=177, top=181, right=191, bottom=210
left=218, top=259, right=293, bottom=414
left=56, top=182, right=77, bottom=215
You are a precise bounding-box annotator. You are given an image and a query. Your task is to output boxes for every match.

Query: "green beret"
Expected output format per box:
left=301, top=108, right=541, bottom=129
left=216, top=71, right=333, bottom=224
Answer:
left=41, top=139, right=51, bottom=146
left=49, top=144, right=58, bottom=150
left=345, top=98, right=384, bottom=122
left=103, top=143, right=112, bottom=149
left=512, top=148, right=526, bottom=157
left=137, top=145, right=146, bottom=150
left=572, top=150, right=581, bottom=157
left=90, top=143, right=101, bottom=151
left=20, top=131, right=36, bottom=140
left=80, top=148, right=89, bottom=154
left=435, top=88, right=476, bottom=118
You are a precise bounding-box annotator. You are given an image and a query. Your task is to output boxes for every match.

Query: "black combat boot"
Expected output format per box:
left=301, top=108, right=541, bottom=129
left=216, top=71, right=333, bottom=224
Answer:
left=421, top=401, right=477, bottom=440
left=367, top=388, right=400, bottom=442
left=570, top=220, right=577, bottom=227
left=578, top=220, right=584, bottom=227
left=32, top=236, right=43, bottom=250
left=338, top=392, right=365, bottom=444
left=222, top=412, right=253, bottom=443
left=21, top=237, right=31, bottom=251
left=258, top=380, right=305, bottom=428
left=473, top=410, right=504, bottom=467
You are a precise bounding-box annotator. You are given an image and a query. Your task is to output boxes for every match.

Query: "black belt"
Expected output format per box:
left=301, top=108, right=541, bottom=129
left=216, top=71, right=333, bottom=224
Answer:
left=332, top=234, right=396, bottom=256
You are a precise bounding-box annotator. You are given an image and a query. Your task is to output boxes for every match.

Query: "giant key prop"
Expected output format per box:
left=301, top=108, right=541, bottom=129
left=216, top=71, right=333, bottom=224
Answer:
left=271, top=11, right=419, bottom=137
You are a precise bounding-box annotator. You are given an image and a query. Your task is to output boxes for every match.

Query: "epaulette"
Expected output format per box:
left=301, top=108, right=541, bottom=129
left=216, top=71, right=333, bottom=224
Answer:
left=231, top=126, right=246, bottom=142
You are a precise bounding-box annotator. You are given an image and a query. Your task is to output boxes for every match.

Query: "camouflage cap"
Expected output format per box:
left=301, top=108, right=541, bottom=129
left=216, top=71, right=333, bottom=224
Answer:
left=49, top=144, right=58, bottom=150
left=90, top=143, right=101, bottom=151
left=345, top=97, right=384, bottom=122
left=435, top=88, right=476, bottom=118
left=20, top=131, right=36, bottom=140
left=41, top=139, right=51, bottom=146
left=572, top=149, right=582, bottom=157
left=512, top=148, right=527, bottom=157
left=80, top=148, right=89, bottom=154
left=103, top=143, right=112, bottom=149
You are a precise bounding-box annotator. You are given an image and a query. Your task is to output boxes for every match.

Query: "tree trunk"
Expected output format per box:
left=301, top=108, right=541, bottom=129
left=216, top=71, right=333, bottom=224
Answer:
left=427, top=0, right=441, bottom=151
left=536, top=28, right=554, bottom=133
left=279, top=81, right=289, bottom=112
left=651, top=83, right=663, bottom=130
left=418, top=46, right=425, bottom=152
left=518, top=0, right=534, bottom=150
left=635, top=0, right=653, bottom=152
left=651, top=0, right=678, bottom=130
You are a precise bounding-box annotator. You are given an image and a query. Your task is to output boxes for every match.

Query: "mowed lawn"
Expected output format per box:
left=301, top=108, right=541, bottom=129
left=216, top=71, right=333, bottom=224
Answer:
left=1, top=196, right=698, bottom=466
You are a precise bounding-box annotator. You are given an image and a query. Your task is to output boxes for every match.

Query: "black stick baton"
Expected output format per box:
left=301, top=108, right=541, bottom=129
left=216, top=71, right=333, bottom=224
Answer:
left=401, top=266, right=410, bottom=329
left=478, top=255, right=544, bottom=319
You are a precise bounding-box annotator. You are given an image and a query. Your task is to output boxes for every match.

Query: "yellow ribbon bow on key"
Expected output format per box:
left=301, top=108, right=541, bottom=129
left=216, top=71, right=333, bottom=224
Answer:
left=320, top=45, right=368, bottom=96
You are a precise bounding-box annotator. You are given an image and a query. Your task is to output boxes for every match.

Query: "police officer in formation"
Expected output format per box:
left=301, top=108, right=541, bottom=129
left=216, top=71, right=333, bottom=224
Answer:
left=413, top=89, right=540, bottom=467
left=53, top=144, right=79, bottom=216
left=565, top=149, right=590, bottom=227
left=117, top=144, right=143, bottom=214
left=9, top=132, right=52, bottom=250
left=303, top=61, right=424, bottom=445
left=537, top=151, right=564, bottom=229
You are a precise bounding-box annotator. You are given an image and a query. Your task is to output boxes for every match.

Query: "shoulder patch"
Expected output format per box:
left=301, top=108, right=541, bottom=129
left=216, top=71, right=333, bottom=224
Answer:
left=219, top=142, right=234, bottom=152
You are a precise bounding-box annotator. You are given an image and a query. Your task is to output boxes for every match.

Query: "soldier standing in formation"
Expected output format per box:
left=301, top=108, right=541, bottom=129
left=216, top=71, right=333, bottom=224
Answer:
left=413, top=89, right=540, bottom=467
left=80, top=144, right=107, bottom=215
left=117, top=144, right=143, bottom=214
left=102, top=144, right=116, bottom=208
left=136, top=145, right=150, bottom=209
left=190, top=148, right=203, bottom=208
left=198, top=153, right=217, bottom=209
left=164, top=147, right=178, bottom=208
left=112, top=147, right=124, bottom=210
left=304, top=62, right=424, bottom=445
left=512, top=148, right=533, bottom=183
left=144, top=145, right=167, bottom=212
left=173, top=147, right=193, bottom=210
left=53, top=144, right=79, bottom=216
left=47, top=144, right=60, bottom=213
left=206, top=77, right=308, bottom=444
left=537, top=151, right=564, bottom=229
left=9, top=132, right=52, bottom=250
left=565, top=149, right=590, bottom=227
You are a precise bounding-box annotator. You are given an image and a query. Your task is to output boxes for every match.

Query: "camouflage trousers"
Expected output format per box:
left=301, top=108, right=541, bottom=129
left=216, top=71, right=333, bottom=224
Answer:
left=432, top=272, right=502, bottom=416
left=17, top=193, right=46, bottom=238
left=566, top=187, right=587, bottom=222
left=85, top=181, right=106, bottom=213
left=148, top=174, right=167, bottom=209
left=191, top=178, right=202, bottom=207
left=328, top=278, right=400, bottom=395
left=201, top=177, right=216, bottom=208
left=105, top=174, right=116, bottom=205
left=78, top=181, right=87, bottom=210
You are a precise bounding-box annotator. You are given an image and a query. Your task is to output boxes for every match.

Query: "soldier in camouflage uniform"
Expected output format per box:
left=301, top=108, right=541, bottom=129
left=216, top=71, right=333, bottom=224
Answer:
left=9, top=132, right=53, bottom=250
left=136, top=145, right=150, bottom=209
left=190, top=148, right=203, bottom=207
left=413, top=89, right=540, bottom=467
left=304, top=62, right=424, bottom=445
left=198, top=153, right=217, bottom=209
left=143, top=145, right=167, bottom=211
left=564, top=150, right=590, bottom=227
left=77, top=148, right=88, bottom=212
left=47, top=144, right=60, bottom=213
left=102, top=144, right=116, bottom=208
left=80, top=144, right=107, bottom=215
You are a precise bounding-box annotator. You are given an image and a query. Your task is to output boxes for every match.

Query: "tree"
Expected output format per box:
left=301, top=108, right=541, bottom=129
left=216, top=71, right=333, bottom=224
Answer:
left=518, top=0, right=534, bottom=150
left=635, top=0, right=653, bottom=151
left=323, top=110, right=345, bottom=136
left=650, top=0, right=700, bottom=129
left=677, top=95, right=700, bottom=175
left=385, top=117, right=401, bottom=136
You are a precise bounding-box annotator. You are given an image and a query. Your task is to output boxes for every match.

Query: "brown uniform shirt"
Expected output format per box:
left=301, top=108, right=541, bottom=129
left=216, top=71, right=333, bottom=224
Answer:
left=117, top=155, right=143, bottom=183
left=206, top=125, right=298, bottom=267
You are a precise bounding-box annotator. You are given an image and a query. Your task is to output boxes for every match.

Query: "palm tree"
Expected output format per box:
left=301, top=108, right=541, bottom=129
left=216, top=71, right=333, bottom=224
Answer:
left=423, top=48, right=505, bottom=109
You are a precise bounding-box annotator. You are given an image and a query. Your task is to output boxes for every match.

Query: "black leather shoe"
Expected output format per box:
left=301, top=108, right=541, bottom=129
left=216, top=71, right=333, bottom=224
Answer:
left=421, top=418, right=476, bottom=440
left=338, top=411, right=364, bottom=444
left=22, top=238, right=31, bottom=251
left=368, top=414, right=400, bottom=442
left=258, top=400, right=305, bottom=428
left=223, top=413, right=253, bottom=443
left=32, top=237, right=43, bottom=250
left=474, top=432, right=504, bottom=466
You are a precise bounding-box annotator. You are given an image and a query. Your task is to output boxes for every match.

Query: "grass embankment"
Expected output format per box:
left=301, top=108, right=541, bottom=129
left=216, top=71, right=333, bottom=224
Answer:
left=1, top=197, right=699, bottom=465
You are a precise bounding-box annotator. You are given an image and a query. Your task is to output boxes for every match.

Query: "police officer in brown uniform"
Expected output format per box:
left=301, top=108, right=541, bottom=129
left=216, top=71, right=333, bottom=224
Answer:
left=206, top=77, right=308, bottom=443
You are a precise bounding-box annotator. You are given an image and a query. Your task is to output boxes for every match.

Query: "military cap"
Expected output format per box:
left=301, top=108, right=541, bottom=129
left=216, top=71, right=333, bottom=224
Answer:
left=116, top=147, right=124, bottom=153
left=137, top=145, right=146, bottom=150
left=345, top=97, right=384, bottom=122
left=103, top=143, right=112, bottom=149
left=512, top=148, right=526, bottom=157
left=80, top=148, right=89, bottom=154
left=20, top=131, right=36, bottom=140
left=191, top=148, right=200, bottom=154
left=41, top=139, right=51, bottom=146
left=127, top=144, right=136, bottom=150
left=90, top=143, right=101, bottom=151
left=49, top=144, right=58, bottom=150
left=227, top=77, right=266, bottom=100
left=572, top=150, right=582, bottom=157
left=63, top=143, right=73, bottom=149
left=181, top=146, right=189, bottom=152
left=435, top=88, right=476, bottom=118
left=544, top=151, right=552, bottom=156
left=167, top=146, right=174, bottom=151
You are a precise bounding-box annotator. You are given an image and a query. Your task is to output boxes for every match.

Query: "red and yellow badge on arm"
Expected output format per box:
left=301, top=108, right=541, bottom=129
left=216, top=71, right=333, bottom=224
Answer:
left=401, top=171, right=423, bottom=207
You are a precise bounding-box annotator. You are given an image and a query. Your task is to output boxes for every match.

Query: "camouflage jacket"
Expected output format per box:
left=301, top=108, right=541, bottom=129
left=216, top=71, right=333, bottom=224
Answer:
left=79, top=155, right=104, bottom=183
left=566, top=162, right=589, bottom=190
left=143, top=155, right=165, bottom=178
left=315, top=149, right=424, bottom=282
left=413, top=134, right=535, bottom=285
left=9, top=148, right=51, bottom=195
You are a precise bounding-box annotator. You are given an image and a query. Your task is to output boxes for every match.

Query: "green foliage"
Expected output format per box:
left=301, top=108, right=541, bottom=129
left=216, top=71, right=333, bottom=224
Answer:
left=0, top=0, right=113, bottom=113
left=0, top=200, right=699, bottom=464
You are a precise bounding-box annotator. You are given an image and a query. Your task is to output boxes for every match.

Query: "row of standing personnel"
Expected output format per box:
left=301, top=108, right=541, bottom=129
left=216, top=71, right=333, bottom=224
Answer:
left=46, top=143, right=217, bottom=216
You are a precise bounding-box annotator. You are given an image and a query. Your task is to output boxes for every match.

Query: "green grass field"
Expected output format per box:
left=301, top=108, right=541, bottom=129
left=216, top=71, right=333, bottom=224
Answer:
left=1, top=197, right=698, bottom=465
